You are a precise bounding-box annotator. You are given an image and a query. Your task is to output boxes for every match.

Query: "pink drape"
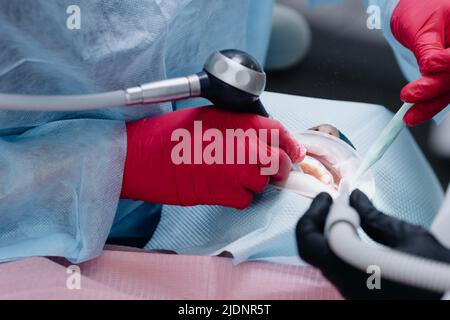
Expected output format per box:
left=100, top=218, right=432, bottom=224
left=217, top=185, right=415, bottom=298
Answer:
left=0, top=248, right=341, bottom=300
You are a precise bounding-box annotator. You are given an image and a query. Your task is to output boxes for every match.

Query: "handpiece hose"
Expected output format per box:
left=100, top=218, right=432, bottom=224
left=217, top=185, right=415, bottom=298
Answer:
left=0, top=75, right=201, bottom=112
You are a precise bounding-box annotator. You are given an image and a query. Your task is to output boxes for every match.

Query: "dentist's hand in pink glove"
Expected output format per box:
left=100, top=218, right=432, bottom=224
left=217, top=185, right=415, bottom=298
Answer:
left=391, top=0, right=450, bottom=126
left=121, top=106, right=306, bottom=209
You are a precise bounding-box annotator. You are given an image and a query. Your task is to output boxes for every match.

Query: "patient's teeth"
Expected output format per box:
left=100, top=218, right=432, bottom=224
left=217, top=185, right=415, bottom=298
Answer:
left=298, top=155, right=334, bottom=187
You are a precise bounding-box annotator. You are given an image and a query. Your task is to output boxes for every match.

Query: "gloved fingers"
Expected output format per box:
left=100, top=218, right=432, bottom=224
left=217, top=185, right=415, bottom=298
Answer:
left=420, top=48, right=450, bottom=74
left=413, top=26, right=447, bottom=75
left=400, top=73, right=450, bottom=126
left=350, top=189, right=401, bottom=247
left=238, top=164, right=270, bottom=194
left=252, top=117, right=306, bottom=164
left=301, top=192, right=333, bottom=228
left=403, top=91, right=450, bottom=126
left=224, top=189, right=254, bottom=210
left=277, top=125, right=306, bottom=164
left=250, top=138, right=292, bottom=182
left=234, top=190, right=254, bottom=210
left=391, top=2, right=447, bottom=66
left=268, top=147, right=292, bottom=182
left=215, top=110, right=306, bottom=164
left=206, top=160, right=257, bottom=209
left=296, top=193, right=334, bottom=267
left=401, top=73, right=450, bottom=103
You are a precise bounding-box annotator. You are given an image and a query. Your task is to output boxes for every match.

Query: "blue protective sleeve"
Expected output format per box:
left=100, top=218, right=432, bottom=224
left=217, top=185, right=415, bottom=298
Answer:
left=246, top=0, right=276, bottom=65
left=0, top=119, right=126, bottom=263
left=0, top=0, right=262, bottom=260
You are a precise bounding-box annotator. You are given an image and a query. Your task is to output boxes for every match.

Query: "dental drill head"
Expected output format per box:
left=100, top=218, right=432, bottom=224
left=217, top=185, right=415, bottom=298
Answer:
left=198, top=49, right=269, bottom=116
left=126, top=49, right=269, bottom=116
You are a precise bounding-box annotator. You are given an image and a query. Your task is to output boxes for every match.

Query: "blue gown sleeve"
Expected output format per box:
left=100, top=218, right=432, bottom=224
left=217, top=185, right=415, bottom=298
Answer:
left=367, top=0, right=420, bottom=82
left=0, top=119, right=126, bottom=263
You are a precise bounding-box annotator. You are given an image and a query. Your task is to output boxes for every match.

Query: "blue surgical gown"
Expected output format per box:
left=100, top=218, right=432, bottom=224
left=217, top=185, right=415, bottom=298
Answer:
left=0, top=0, right=275, bottom=263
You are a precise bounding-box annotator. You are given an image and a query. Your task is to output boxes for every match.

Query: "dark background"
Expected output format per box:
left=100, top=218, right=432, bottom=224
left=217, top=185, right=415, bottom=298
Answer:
left=266, top=1, right=449, bottom=188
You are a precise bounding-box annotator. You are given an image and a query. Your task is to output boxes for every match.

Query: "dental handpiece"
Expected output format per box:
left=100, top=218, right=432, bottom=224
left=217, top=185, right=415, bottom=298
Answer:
left=352, top=102, right=414, bottom=183
left=0, top=50, right=269, bottom=117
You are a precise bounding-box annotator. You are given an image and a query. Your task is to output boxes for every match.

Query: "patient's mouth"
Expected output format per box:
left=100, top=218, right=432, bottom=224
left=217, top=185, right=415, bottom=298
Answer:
left=299, top=155, right=334, bottom=187
left=297, top=154, right=340, bottom=190
left=275, top=127, right=375, bottom=200
left=293, top=124, right=343, bottom=190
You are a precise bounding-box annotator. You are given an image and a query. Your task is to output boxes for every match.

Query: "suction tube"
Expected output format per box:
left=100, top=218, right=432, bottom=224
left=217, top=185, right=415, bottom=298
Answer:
left=325, top=182, right=450, bottom=293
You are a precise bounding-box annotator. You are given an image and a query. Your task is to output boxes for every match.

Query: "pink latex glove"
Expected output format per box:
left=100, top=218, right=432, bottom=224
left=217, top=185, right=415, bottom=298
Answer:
left=121, top=106, right=306, bottom=209
left=391, top=0, right=450, bottom=126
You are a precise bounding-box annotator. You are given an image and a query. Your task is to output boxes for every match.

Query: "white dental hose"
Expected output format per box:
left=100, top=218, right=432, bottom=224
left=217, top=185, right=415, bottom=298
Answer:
left=325, top=182, right=450, bottom=293
left=0, top=91, right=126, bottom=111
left=0, top=75, right=202, bottom=111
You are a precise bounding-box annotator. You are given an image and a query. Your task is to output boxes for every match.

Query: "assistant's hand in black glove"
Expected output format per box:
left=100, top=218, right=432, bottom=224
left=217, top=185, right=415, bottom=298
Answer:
left=296, top=190, right=450, bottom=300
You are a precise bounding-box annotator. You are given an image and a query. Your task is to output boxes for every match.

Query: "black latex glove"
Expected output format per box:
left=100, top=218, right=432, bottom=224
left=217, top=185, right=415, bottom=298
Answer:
left=296, top=190, right=450, bottom=300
